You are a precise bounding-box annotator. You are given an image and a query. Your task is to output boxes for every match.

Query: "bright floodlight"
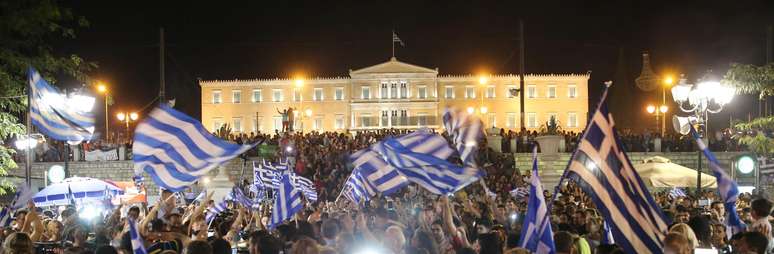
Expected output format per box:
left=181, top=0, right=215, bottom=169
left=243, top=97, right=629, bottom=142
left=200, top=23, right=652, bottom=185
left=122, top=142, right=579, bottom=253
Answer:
left=646, top=105, right=656, bottom=114
left=68, top=94, right=95, bottom=112
left=480, top=106, right=488, bottom=114
left=295, top=79, right=304, bottom=88
left=97, top=83, right=107, bottom=93
left=305, top=109, right=312, bottom=117
left=671, top=83, right=691, bottom=103
left=15, top=137, right=38, bottom=150
left=478, top=76, right=488, bottom=85
left=466, top=107, right=475, bottom=114
left=659, top=105, right=668, bottom=113
left=737, top=156, right=755, bottom=174
left=117, top=112, right=125, bottom=121
left=129, top=112, right=139, bottom=121
left=48, top=165, right=66, bottom=183
left=79, top=205, right=101, bottom=220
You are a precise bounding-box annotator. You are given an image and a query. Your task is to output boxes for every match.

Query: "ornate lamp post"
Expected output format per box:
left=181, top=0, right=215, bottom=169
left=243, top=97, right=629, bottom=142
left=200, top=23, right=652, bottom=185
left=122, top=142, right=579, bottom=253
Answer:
left=671, top=72, right=735, bottom=193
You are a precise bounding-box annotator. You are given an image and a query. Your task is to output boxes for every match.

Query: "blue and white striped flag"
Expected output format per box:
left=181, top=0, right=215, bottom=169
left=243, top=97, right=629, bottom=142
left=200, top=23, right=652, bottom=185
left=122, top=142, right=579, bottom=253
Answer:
left=0, top=208, right=12, bottom=228
left=228, top=186, right=254, bottom=208
left=602, top=221, right=615, bottom=245
left=349, top=148, right=408, bottom=195
left=10, top=185, right=34, bottom=210
left=206, top=199, right=228, bottom=224
left=270, top=173, right=303, bottom=229
left=373, top=130, right=483, bottom=195
left=510, top=187, right=529, bottom=200
left=290, top=174, right=318, bottom=202
left=519, top=146, right=555, bottom=254
left=133, top=105, right=254, bottom=192
left=127, top=218, right=148, bottom=254
left=341, top=169, right=377, bottom=205
left=692, top=127, right=746, bottom=234
left=563, top=88, right=669, bottom=254
left=254, top=161, right=281, bottom=189
left=443, top=108, right=484, bottom=166
left=668, top=187, right=687, bottom=199
left=28, top=67, right=95, bottom=143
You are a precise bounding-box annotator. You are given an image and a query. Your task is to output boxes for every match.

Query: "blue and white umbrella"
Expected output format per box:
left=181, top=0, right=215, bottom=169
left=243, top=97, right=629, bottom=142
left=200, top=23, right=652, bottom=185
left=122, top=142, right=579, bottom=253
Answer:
left=33, top=177, right=123, bottom=207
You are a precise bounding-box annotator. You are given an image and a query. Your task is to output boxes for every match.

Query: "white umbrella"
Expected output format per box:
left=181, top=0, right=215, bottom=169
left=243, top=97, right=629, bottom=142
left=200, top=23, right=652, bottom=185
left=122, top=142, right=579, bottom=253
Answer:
left=33, top=177, right=123, bottom=207
left=634, top=156, right=717, bottom=188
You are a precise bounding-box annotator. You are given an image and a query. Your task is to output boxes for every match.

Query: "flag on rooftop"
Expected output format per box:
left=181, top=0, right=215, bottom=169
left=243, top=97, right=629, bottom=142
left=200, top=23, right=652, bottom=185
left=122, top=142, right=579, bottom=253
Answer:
left=28, top=67, right=95, bottom=143
left=519, top=146, right=555, bottom=254
left=128, top=218, right=148, bottom=254
left=562, top=87, right=669, bottom=254
left=132, top=105, right=254, bottom=192
left=392, top=31, right=405, bottom=46
left=270, top=173, right=303, bottom=229
left=372, top=130, right=483, bottom=195
left=692, top=127, right=746, bottom=234
left=443, top=107, right=485, bottom=166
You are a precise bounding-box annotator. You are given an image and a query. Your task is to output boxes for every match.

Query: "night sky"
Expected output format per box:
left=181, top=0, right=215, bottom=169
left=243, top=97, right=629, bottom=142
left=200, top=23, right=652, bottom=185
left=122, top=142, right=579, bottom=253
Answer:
left=54, top=0, right=774, bottom=132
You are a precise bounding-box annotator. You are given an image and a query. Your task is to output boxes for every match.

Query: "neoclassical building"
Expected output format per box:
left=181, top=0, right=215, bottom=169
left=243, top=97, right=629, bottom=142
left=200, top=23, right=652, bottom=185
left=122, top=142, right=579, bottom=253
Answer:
left=200, top=57, right=589, bottom=133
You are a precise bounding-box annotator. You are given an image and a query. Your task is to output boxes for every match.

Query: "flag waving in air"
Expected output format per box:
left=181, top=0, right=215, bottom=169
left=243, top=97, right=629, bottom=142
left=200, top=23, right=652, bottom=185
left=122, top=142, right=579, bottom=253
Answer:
left=28, top=67, right=95, bottom=143
left=133, top=105, right=255, bottom=192
left=519, top=146, right=555, bottom=253
left=562, top=86, right=669, bottom=254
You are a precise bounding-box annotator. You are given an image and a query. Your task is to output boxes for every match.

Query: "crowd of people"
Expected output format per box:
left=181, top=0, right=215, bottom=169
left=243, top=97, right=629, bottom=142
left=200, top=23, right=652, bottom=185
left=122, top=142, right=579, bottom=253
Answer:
left=0, top=128, right=767, bottom=254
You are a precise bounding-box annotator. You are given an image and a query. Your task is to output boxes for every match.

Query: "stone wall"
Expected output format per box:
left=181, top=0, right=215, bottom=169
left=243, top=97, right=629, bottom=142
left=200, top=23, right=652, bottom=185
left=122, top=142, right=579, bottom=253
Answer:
left=12, top=151, right=752, bottom=196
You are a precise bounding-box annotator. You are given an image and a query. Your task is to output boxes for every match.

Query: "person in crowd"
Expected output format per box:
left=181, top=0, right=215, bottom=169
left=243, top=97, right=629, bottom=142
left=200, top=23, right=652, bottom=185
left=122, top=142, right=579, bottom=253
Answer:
left=663, top=232, right=692, bottom=254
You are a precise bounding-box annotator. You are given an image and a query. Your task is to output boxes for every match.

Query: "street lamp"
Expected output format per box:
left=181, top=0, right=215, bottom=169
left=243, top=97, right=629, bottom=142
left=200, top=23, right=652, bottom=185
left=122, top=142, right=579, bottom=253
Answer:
left=671, top=71, right=735, bottom=193
left=116, top=111, right=139, bottom=140
left=97, top=82, right=110, bottom=141
left=645, top=104, right=669, bottom=135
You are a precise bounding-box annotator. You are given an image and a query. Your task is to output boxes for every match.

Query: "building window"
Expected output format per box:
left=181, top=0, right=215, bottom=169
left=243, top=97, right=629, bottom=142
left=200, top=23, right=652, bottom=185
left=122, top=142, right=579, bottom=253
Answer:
left=487, top=113, right=496, bottom=127
left=232, top=90, right=241, bottom=103
left=252, top=89, right=262, bottom=103
left=212, top=118, right=223, bottom=131
left=335, top=87, right=344, bottom=100
left=313, top=117, right=323, bottom=130
left=506, top=113, right=517, bottom=128
left=335, top=114, right=344, bottom=129
left=362, top=87, right=371, bottom=99
left=465, top=86, right=476, bottom=99
left=314, top=88, right=323, bottom=101
left=390, top=83, right=398, bottom=99
left=486, top=86, right=495, bottom=98
left=232, top=118, right=242, bottom=133
left=568, top=112, right=578, bottom=127
left=361, top=114, right=372, bottom=127
left=381, top=110, right=389, bottom=127
left=418, top=113, right=428, bottom=126
left=272, top=89, right=283, bottom=102
left=527, top=85, right=537, bottom=98
left=400, top=82, right=408, bottom=98
left=527, top=113, right=537, bottom=128
left=445, top=86, right=454, bottom=99
left=547, top=85, right=557, bottom=98
left=273, top=116, right=282, bottom=131
left=568, top=85, right=577, bottom=98
left=212, top=90, right=222, bottom=104
left=418, top=86, right=427, bottom=99
left=400, top=110, right=408, bottom=125
left=293, top=89, right=302, bottom=102
left=381, top=83, right=388, bottom=99
left=507, top=86, right=517, bottom=98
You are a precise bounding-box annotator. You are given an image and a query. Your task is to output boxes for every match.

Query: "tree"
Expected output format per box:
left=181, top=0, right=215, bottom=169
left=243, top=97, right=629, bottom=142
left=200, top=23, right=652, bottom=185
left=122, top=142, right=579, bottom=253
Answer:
left=722, top=63, right=774, bottom=155
left=0, top=0, right=95, bottom=193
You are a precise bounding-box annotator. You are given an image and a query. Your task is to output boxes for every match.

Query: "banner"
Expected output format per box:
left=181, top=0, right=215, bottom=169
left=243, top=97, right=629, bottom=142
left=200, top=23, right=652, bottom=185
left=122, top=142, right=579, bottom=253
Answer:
left=85, top=149, right=119, bottom=161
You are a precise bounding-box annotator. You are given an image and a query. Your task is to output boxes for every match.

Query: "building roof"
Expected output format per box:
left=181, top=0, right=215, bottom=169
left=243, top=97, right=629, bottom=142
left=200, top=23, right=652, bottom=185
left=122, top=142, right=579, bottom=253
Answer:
left=349, top=57, right=438, bottom=75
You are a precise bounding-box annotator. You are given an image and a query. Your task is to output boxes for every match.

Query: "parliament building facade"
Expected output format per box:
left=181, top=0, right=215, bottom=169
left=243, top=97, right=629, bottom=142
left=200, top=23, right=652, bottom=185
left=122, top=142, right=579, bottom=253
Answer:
left=200, top=57, right=589, bottom=133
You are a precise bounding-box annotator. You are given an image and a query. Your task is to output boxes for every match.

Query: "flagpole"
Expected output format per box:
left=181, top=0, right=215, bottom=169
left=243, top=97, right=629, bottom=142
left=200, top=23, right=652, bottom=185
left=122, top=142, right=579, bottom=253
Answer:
left=391, top=31, right=395, bottom=58
left=25, top=69, right=32, bottom=187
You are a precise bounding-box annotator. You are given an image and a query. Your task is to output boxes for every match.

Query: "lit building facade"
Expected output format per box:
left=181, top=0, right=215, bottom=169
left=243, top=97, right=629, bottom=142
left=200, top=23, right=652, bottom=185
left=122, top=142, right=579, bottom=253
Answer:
left=200, top=57, right=589, bottom=133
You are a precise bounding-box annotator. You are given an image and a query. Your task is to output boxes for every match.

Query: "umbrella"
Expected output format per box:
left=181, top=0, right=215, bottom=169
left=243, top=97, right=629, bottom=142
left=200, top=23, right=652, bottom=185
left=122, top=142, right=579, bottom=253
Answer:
left=633, top=156, right=717, bottom=188
left=33, top=177, right=124, bottom=207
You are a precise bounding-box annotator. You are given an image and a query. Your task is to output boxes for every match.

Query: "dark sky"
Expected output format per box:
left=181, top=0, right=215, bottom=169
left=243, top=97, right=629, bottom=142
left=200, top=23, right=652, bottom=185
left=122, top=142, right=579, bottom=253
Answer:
left=55, top=0, right=774, bottom=132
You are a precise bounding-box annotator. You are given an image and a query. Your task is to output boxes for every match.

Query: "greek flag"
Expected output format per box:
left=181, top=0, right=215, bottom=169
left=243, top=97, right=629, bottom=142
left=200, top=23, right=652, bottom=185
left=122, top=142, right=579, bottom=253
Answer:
left=563, top=88, right=669, bottom=254
left=206, top=199, right=228, bottom=224
left=133, top=105, right=254, bottom=192
left=602, top=221, right=615, bottom=245
left=10, top=185, right=34, bottom=210
left=0, top=208, right=12, bottom=228
left=128, top=218, right=148, bottom=254
left=519, top=146, right=555, bottom=254
left=254, top=162, right=281, bottom=189
left=290, top=174, right=317, bottom=202
left=270, top=173, right=303, bottom=229
left=228, top=186, right=254, bottom=208
left=341, top=169, right=377, bottom=204
left=373, top=130, right=483, bottom=195
left=193, top=189, right=207, bottom=203
left=349, top=148, right=408, bottom=195
left=392, top=31, right=405, bottom=46
left=510, top=187, right=529, bottom=200
left=668, top=187, right=687, bottom=199
left=28, top=67, right=95, bottom=143
left=692, top=127, right=746, bottom=233
left=443, top=108, right=484, bottom=166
